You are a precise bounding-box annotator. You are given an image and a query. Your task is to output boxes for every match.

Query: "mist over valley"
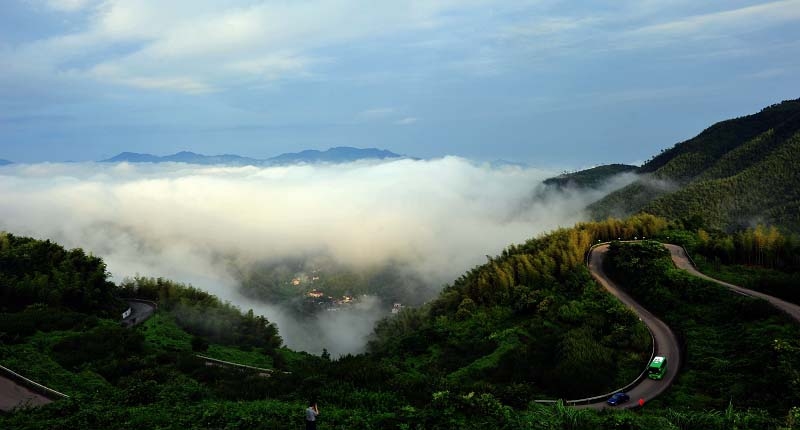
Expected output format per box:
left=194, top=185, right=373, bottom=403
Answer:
left=0, top=156, right=635, bottom=355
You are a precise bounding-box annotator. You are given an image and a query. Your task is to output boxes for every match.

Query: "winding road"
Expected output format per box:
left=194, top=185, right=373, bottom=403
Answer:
left=577, top=244, right=682, bottom=409
left=121, top=299, right=157, bottom=328
left=575, top=242, right=800, bottom=409
left=666, top=245, right=800, bottom=323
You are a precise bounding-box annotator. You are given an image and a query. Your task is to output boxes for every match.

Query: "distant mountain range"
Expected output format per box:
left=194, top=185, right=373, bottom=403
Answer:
left=583, top=98, right=800, bottom=231
left=0, top=159, right=12, bottom=166
left=101, top=147, right=406, bottom=166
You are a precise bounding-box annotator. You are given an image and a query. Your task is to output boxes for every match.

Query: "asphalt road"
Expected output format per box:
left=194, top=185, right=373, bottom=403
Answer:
left=578, top=244, right=682, bottom=409
left=0, top=375, right=52, bottom=412
left=665, top=244, right=800, bottom=323
left=577, top=242, right=800, bottom=409
left=121, top=300, right=157, bottom=327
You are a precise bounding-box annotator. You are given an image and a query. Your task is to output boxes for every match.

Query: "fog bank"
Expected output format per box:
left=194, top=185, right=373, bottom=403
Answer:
left=0, top=158, right=635, bottom=355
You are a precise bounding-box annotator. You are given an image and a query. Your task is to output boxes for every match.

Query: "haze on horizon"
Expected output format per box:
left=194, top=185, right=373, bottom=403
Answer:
left=1, top=1, right=799, bottom=166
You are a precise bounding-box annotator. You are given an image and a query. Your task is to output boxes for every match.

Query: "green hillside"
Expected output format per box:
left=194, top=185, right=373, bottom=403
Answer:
left=589, top=98, right=800, bottom=231
left=543, top=164, right=638, bottom=189
left=3, top=221, right=800, bottom=428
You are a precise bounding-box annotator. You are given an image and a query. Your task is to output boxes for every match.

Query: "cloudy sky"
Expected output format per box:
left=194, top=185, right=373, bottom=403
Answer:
left=1, top=0, right=798, bottom=165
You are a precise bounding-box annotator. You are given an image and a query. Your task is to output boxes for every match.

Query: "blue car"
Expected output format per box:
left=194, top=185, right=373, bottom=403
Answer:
left=606, top=392, right=630, bottom=406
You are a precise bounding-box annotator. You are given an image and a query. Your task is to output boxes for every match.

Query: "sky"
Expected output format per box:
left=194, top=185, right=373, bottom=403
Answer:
left=1, top=0, right=799, bottom=165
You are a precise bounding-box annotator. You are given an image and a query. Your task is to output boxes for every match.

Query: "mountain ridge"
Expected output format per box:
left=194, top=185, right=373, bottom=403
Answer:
left=101, top=146, right=406, bottom=166
left=588, top=98, right=800, bottom=231
left=543, top=164, right=638, bottom=189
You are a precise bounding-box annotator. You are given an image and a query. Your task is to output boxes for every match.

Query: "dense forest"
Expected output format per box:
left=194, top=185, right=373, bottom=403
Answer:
left=118, top=276, right=283, bottom=354
left=0, top=233, right=125, bottom=317
left=588, top=98, right=800, bottom=231
left=542, top=164, right=637, bottom=189
left=3, top=213, right=800, bottom=428
left=368, top=214, right=668, bottom=401
left=659, top=224, right=800, bottom=306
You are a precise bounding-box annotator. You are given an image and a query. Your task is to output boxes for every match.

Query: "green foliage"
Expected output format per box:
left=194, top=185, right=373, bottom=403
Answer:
left=51, top=321, right=145, bottom=381
left=369, top=215, right=666, bottom=401
left=671, top=225, right=800, bottom=304
left=543, top=164, right=638, bottom=189
left=605, top=241, right=800, bottom=413
left=203, top=344, right=274, bottom=368
left=642, top=130, right=800, bottom=231
left=119, top=276, right=282, bottom=353
left=0, top=225, right=797, bottom=429
left=0, top=331, right=113, bottom=396
left=139, top=312, right=194, bottom=351
left=590, top=98, right=800, bottom=232
left=692, top=225, right=800, bottom=269
left=0, top=305, right=98, bottom=344
left=139, top=312, right=274, bottom=368
left=641, top=98, right=800, bottom=179
left=696, top=262, right=800, bottom=306
left=0, top=233, right=125, bottom=316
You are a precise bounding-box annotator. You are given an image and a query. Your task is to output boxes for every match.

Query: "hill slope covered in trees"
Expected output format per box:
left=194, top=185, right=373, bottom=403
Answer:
left=589, top=98, right=800, bottom=231
left=3, top=219, right=800, bottom=428
left=543, top=164, right=637, bottom=189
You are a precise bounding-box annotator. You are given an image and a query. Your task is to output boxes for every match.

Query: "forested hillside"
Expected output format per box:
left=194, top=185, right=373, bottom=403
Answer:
left=0, top=233, right=124, bottom=316
left=589, top=98, right=800, bottom=231
left=543, top=164, right=637, bottom=189
left=369, top=214, right=666, bottom=400
left=2, top=222, right=799, bottom=428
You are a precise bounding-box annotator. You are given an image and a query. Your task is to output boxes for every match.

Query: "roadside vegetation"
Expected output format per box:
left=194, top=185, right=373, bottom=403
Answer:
left=590, top=98, right=800, bottom=231
left=605, top=240, right=800, bottom=415
left=2, top=220, right=800, bottom=429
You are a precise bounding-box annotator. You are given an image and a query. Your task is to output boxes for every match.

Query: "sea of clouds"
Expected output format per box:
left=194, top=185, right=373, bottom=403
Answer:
left=0, top=157, right=635, bottom=355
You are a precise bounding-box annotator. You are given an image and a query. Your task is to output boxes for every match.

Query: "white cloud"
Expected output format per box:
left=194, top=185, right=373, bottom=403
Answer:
left=395, top=117, right=418, bottom=125
left=10, top=1, right=799, bottom=96
left=12, top=1, right=492, bottom=94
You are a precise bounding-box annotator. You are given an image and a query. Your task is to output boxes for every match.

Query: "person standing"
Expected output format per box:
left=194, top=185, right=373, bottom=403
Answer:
left=305, top=400, right=319, bottom=430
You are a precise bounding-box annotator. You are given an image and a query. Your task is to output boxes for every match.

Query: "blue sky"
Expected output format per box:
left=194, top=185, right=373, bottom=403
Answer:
left=0, top=0, right=798, bottom=165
